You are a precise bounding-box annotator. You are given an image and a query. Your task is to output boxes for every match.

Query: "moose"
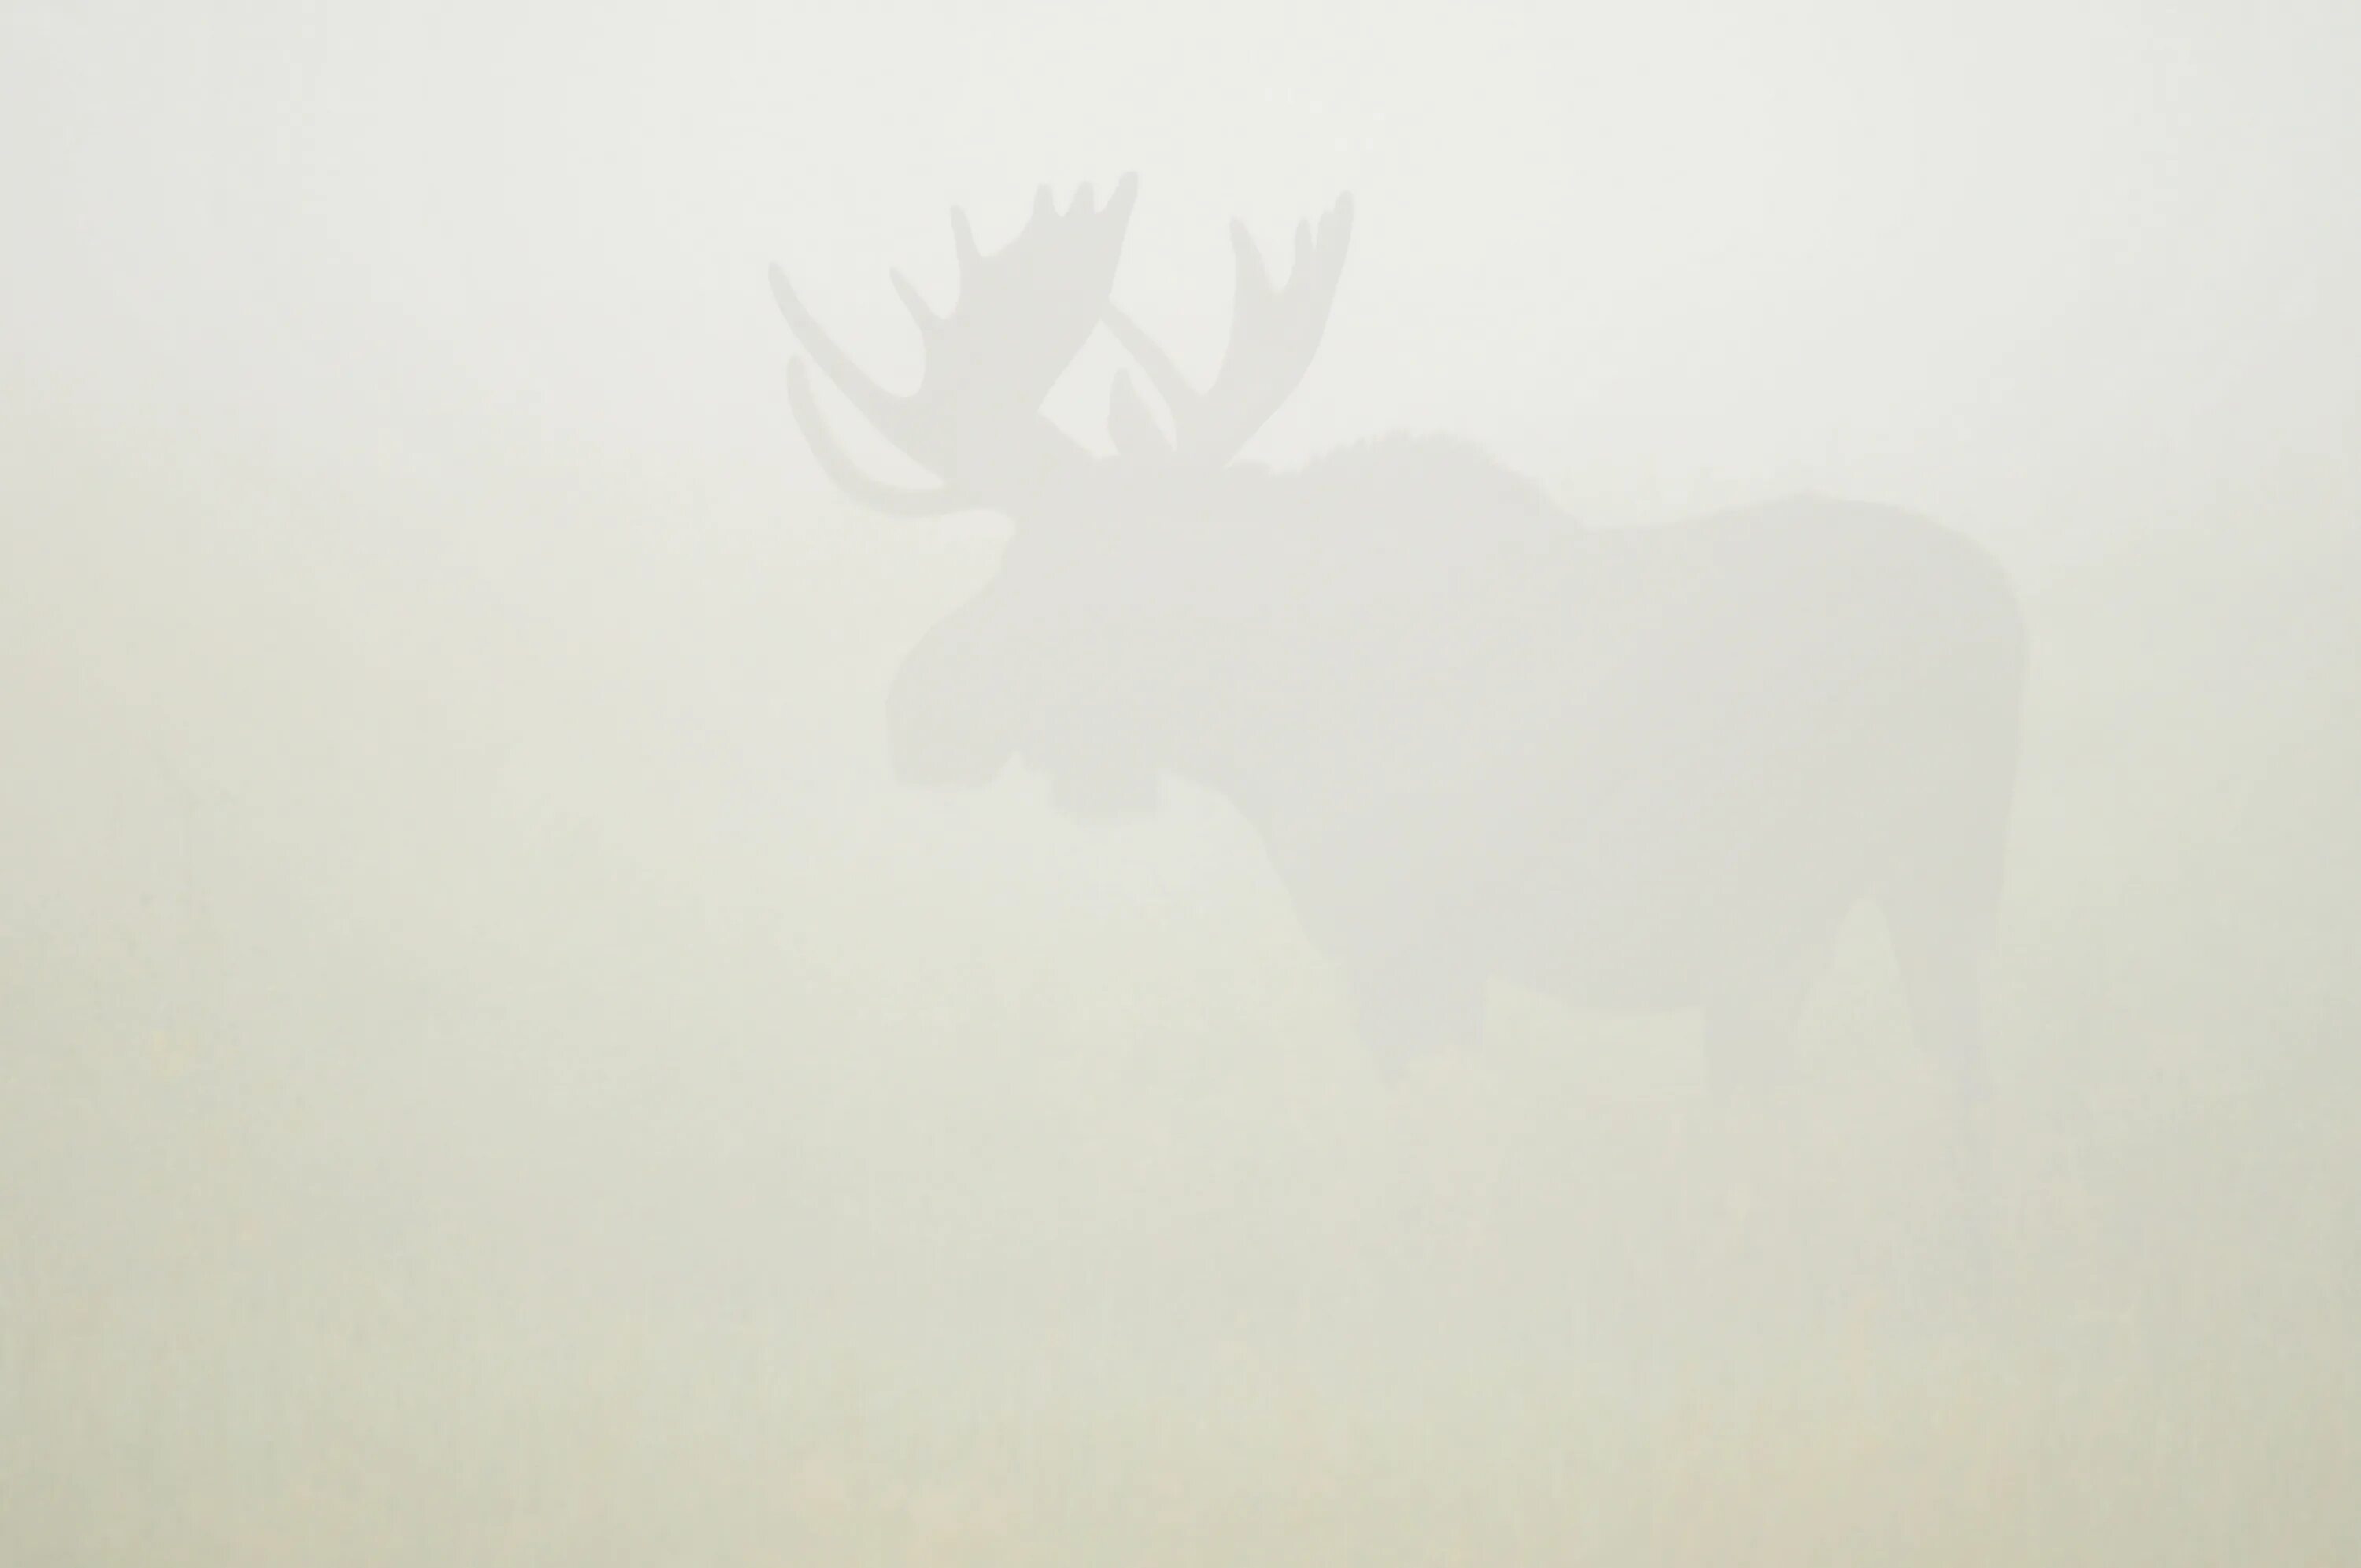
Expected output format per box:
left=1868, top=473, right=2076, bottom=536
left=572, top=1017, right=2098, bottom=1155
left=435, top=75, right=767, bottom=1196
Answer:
left=767, top=176, right=2024, bottom=1162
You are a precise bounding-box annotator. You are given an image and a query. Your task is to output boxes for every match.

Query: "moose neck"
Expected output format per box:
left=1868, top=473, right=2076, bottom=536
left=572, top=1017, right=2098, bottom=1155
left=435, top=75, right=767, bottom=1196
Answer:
left=1140, top=437, right=1581, bottom=834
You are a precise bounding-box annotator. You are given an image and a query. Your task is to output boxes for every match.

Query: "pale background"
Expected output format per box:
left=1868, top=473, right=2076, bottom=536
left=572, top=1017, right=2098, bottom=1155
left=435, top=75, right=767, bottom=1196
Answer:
left=6, top=2, right=2359, bottom=1562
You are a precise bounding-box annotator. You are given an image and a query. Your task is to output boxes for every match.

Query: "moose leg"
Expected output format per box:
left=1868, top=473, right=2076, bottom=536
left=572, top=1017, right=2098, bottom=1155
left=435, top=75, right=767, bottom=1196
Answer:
left=1698, top=932, right=1834, bottom=1334
left=1699, top=929, right=1831, bottom=1094
left=1347, top=961, right=1505, bottom=1315
left=1883, top=884, right=1994, bottom=1298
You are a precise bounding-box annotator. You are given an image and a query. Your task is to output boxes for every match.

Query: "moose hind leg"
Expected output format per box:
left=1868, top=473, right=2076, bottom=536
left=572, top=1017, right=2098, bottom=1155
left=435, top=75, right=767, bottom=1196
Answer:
left=1698, top=928, right=1838, bottom=1331
left=1890, top=909, right=1986, bottom=1113
left=1883, top=880, right=1995, bottom=1292
left=1700, top=924, right=1835, bottom=1094
left=1348, top=959, right=1504, bottom=1298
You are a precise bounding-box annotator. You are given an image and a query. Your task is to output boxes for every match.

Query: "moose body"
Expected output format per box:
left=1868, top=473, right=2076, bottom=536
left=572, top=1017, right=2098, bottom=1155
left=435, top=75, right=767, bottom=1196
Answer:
left=770, top=175, right=2023, bottom=1110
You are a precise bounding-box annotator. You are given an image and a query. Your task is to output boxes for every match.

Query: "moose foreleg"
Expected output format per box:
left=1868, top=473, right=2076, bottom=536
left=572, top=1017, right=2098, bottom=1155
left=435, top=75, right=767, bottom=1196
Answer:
left=1347, top=960, right=1508, bottom=1309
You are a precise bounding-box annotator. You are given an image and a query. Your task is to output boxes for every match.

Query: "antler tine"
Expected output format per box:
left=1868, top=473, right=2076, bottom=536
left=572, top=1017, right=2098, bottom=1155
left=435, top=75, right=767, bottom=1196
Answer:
left=1209, top=194, right=1354, bottom=456
left=1103, top=193, right=1354, bottom=467
left=785, top=360, right=967, bottom=516
left=1106, top=368, right=1173, bottom=462
left=768, top=263, right=944, bottom=469
left=770, top=175, right=1140, bottom=515
left=1099, top=305, right=1200, bottom=434
left=889, top=269, right=941, bottom=338
left=950, top=172, right=1136, bottom=385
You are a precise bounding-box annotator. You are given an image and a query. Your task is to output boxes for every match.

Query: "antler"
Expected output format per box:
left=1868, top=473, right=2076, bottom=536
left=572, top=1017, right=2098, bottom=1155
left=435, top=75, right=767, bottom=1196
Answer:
left=770, top=175, right=1140, bottom=515
left=1103, top=194, right=1354, bottom=466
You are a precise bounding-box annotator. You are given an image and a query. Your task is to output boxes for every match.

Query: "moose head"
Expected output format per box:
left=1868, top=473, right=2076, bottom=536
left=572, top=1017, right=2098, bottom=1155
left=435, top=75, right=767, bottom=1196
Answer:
left=767, top=176, right=1354, bottom=817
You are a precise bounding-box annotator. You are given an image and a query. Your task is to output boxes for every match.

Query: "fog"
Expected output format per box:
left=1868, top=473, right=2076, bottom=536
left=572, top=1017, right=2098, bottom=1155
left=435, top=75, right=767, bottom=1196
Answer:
left=6, top=2, right=2359, bottom=1562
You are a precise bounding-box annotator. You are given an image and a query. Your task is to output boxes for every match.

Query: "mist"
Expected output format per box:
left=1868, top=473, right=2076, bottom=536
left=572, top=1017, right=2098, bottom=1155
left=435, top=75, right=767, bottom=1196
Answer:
left=6, top=2, right=2359, bottom=1562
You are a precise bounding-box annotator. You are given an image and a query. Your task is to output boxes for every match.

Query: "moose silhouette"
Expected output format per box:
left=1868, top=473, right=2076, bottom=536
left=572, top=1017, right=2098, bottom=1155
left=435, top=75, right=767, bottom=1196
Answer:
left=768, top=175, right=2024, bottom=1173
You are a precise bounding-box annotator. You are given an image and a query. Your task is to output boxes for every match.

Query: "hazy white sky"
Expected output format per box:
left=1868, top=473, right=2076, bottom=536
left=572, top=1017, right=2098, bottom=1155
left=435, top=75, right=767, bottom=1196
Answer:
left=7, top=0, right=2356, bottom=540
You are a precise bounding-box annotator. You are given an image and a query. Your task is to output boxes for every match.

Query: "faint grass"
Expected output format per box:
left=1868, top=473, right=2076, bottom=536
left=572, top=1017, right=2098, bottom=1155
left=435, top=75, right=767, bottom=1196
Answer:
left=4, top=460, right=2359, bottom=1561
left=5, top=1263, right=2355, bottom=1564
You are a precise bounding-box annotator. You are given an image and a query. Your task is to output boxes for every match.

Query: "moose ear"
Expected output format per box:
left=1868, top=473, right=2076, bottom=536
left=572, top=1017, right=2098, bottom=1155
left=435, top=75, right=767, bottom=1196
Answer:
left=1107, top=370, right=1173, bottom=460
